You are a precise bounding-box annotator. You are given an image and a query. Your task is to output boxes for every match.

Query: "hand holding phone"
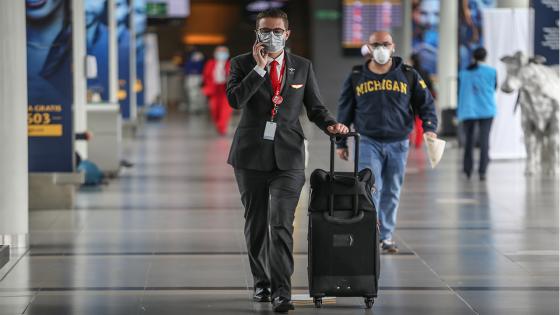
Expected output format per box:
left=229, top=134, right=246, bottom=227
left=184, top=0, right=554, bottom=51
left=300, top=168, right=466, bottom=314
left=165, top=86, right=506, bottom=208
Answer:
left=253, top=38, right=267, bottom=69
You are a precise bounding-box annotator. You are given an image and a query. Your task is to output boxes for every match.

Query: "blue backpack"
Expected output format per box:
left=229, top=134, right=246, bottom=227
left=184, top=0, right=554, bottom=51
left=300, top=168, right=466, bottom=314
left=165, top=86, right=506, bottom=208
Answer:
left=78, top=160, right=104, bottom=186
left=145, top=104, right=166, bottom=121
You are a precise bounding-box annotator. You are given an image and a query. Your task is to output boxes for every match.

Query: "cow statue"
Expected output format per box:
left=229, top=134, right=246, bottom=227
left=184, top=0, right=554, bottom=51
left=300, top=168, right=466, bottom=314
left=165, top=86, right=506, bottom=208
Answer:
left=500, top=51, right=560, bottom=176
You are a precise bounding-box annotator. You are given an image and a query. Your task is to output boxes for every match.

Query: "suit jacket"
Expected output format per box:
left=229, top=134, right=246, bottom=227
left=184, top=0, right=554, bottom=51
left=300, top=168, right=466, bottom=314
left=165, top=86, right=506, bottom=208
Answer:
left=226, top=52, right=336, bottom=171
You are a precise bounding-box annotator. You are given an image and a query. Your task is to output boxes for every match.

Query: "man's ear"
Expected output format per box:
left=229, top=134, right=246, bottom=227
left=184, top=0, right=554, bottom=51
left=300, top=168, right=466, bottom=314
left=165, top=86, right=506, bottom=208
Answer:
left=285, top=30, right=291, bottom=40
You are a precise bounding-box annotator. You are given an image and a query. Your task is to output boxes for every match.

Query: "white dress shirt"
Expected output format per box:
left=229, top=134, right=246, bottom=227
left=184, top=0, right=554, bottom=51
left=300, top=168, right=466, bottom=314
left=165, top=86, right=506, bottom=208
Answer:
left=253, top=51, right=285, bottom=86
left=214, top=60, right=226, bottom=84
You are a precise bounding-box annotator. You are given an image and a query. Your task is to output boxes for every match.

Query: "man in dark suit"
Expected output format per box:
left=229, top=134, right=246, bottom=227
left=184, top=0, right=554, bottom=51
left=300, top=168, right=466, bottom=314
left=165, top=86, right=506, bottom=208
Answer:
left=226, top=9, right=348, bottom=313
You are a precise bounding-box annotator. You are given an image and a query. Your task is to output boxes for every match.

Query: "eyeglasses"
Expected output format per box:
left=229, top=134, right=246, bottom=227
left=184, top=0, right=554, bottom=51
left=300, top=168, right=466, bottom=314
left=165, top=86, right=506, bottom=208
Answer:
left=256, top=28, right=287, bottom=36
left=368, top=42, right=393, bottom=48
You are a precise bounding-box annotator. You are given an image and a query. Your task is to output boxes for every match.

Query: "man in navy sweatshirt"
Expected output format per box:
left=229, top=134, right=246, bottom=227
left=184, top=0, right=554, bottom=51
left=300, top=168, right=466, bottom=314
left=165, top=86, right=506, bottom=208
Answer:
left=336, top=31, right=438, bottom=254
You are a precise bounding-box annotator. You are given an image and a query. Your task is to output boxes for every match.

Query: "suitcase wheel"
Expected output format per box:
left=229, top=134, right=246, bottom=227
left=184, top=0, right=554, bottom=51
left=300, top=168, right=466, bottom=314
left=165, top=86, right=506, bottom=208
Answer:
left=313, top=297, right=322, bottom=308
left=364, top=297, right=374, bottom=309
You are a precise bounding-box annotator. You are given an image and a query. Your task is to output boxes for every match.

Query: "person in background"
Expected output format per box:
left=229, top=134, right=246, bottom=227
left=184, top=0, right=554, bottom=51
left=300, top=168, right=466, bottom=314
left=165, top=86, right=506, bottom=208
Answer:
left=337, top=31, right=438, bottom=254
left=457, top=47, right=497, bottom=181
left=182, top=46, right=206, bottom=114
left=203, top=46, right=232, bottom=136
left=409, top=53, right=435, bottom=148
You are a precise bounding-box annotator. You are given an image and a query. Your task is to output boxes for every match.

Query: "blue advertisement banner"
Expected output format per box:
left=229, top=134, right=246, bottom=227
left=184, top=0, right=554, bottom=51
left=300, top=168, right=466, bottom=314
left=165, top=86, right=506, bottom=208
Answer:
left=86, top=0, right=110, bottom=101
left=412, top=0, right=495, bottom=75
left=412, top=0, right=439, bottom=75
left=135, top=0, right=147, bottom=107
left=26, top=0, right=74, bottom=172
left=458, top=0, right=496, bottom=70
left=117, top=0, right=131, bottom=119
left=532, top=0, right=559, bottom=65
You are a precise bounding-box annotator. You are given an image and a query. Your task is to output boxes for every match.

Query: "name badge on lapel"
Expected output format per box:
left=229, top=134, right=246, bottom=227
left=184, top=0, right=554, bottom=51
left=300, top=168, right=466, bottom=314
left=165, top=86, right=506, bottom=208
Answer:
left=263, top=121, right=277, bottom=141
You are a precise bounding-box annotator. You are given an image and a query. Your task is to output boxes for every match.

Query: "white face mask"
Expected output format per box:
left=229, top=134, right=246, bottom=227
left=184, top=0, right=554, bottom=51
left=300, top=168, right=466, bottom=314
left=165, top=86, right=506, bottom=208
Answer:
left=259, top=32, right=286, bottom=53
left=372, top=46, right=392, bottom=65
left=215, top=51, right=229, bottom=61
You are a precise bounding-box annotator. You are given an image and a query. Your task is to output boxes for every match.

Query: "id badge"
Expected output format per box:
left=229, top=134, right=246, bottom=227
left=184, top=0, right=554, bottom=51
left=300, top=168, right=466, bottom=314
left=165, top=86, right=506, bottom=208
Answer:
left=263, top=121, right=277, bottom=141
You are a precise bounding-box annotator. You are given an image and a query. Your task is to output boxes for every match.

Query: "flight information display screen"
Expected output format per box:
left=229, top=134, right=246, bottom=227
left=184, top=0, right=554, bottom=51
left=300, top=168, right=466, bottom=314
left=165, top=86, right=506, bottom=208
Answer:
left=342, top=0, right=402, bottom=50
left=146, top=0, right=190, bottom=18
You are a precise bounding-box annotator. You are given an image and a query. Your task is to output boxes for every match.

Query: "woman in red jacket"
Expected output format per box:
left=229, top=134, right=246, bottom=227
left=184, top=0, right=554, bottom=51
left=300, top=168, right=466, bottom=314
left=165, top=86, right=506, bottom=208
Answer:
left=202, top=46, right=232, bottom=135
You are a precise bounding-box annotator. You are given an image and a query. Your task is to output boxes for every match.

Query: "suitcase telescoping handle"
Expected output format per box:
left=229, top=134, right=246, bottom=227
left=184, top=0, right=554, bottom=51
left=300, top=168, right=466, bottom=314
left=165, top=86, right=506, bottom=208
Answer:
left=326, top=132, right=363, bottom=224
left=329, top=132, right=360, bottom=179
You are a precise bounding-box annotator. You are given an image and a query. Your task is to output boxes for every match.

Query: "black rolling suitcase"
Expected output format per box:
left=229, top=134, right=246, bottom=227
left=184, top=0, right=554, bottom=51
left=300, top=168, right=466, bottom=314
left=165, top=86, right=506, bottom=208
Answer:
left=308, top=132, right=380, bottom=309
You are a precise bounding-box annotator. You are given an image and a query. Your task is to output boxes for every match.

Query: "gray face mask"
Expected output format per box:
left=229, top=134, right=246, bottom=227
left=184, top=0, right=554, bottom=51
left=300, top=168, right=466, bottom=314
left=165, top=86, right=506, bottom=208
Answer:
left=258, top=32, right=286, bottom=53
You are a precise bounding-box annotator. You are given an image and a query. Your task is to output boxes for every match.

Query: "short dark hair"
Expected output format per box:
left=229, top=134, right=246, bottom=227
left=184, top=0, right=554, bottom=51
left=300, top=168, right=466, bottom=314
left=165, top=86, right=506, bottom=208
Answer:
left=473, top=47, right=487, bottom=61
left=255, top=9, right=289, bottom=30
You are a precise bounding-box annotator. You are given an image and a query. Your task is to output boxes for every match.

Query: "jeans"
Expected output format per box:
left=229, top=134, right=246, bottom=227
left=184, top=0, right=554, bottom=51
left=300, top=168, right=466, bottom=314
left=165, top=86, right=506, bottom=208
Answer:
left=462, top=118, right=493, bottom=176
left=358, top=136, right=409, bottom=241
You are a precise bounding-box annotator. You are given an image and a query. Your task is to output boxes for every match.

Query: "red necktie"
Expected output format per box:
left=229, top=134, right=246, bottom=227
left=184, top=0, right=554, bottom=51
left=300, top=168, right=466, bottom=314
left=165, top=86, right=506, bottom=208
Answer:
left=270, top=60, right=280, bottom=93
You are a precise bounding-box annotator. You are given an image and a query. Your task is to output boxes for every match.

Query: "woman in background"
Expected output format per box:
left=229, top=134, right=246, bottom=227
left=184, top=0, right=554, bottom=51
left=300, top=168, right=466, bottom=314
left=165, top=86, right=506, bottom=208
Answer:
left=203, top=46, right=232, bottom=136
left=457, top=47, right=497, bottom=181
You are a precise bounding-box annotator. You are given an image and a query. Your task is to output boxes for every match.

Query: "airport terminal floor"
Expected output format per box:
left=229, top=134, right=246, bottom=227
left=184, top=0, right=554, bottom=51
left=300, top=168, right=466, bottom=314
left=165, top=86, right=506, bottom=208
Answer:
left=0, top=113, right=558, bottom=314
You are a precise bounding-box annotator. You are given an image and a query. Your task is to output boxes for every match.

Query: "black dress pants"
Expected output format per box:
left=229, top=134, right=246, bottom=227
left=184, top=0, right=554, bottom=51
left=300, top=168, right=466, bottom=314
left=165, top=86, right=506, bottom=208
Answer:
left=463, top=118, right=494, bottom=176
left=234, top=168, right=305, bottom=300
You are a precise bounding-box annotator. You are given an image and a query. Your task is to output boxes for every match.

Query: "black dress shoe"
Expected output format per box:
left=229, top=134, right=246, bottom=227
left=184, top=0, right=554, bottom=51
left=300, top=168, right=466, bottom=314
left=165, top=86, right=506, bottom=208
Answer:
left=253, top=288, right=271, bottom=302
left=272, top=297, right=295, bottom=313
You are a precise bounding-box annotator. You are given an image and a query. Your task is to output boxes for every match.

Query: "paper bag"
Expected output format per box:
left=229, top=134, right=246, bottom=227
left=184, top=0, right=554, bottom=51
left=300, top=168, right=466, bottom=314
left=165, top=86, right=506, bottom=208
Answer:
left=424, top=135, right=446, bottom=168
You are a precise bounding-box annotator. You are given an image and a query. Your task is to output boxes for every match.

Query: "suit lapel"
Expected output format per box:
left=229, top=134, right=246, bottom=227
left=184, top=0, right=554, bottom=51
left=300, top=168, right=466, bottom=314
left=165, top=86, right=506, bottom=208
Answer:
left=250, top=51, right=293, bottom=98
left=281, top=52, right=293, bottom=98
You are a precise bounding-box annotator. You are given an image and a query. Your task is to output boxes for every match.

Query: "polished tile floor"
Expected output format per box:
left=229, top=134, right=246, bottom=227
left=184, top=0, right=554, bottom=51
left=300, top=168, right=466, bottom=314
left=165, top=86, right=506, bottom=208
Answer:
left=0, top=113, right=558, bottom=314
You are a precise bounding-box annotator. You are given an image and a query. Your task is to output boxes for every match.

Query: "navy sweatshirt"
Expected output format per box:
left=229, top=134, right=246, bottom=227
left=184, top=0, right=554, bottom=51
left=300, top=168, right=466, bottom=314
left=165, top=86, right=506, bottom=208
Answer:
left=337, top=57, right=438, bottom=147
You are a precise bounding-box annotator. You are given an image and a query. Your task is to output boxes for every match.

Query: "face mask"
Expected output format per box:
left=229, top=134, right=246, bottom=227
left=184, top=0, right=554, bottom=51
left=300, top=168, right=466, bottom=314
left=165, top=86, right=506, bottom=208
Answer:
left=372, top=46, right=392, bottom=65
left=191, top=52, right=204, bottom=62
left=215, top=51, right=229, bottom=61
left=259, top=32, right=286, bottom=53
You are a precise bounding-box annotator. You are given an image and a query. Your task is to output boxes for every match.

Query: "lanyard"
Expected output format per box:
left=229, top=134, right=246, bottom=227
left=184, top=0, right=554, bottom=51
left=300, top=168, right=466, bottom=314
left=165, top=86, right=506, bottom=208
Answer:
left=270, top=58, right=286, bottom=122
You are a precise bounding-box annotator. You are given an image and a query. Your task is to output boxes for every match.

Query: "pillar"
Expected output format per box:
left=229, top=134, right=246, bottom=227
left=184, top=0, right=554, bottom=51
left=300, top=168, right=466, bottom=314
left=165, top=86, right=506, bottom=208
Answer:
left=0, top=1, right=29, bottom=247
left=108, top=0, right=119, bottom=104
left=73, top=0, right=88, bottom=159
left=437, top=0, right=459, bottom=109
